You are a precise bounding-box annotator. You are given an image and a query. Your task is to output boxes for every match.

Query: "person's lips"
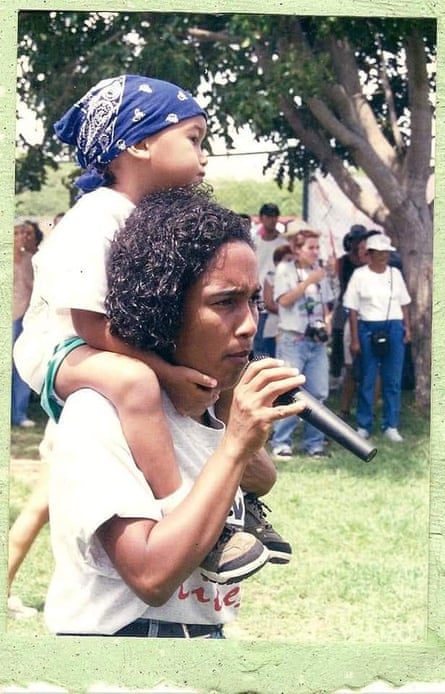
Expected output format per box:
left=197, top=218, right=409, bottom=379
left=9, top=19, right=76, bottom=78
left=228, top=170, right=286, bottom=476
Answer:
left=225, top=350, right=251, bottom=365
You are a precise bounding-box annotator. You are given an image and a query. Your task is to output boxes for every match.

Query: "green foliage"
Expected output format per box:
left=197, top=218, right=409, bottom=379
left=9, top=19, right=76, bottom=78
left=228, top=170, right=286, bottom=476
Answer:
left=15, top=162, right=74, bottom=217
left=208, top=177, right=302, bottom=217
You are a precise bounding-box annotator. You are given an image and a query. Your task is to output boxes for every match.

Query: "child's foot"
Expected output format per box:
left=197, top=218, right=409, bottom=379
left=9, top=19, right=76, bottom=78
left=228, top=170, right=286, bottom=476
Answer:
left=243, top=492, right=292, bottom=564
left=7, top=595, right=37, bottom=619
left=200, top=526, right=269, bottom=584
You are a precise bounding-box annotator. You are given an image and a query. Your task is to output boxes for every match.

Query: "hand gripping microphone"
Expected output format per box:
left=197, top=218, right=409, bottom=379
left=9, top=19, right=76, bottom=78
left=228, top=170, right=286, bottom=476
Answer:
left=253, top=355, right=377, bottom=462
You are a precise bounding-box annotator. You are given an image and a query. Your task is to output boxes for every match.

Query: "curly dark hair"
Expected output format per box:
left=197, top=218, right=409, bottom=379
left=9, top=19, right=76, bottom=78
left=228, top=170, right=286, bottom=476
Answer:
left=105, top=184, right=253, bottom=358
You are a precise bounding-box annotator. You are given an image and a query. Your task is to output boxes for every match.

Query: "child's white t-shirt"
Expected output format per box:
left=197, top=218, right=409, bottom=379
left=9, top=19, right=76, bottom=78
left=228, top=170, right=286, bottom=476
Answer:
left=13, top=187, right=135, bottom=394
left=44, top=388, right=244, bottom=635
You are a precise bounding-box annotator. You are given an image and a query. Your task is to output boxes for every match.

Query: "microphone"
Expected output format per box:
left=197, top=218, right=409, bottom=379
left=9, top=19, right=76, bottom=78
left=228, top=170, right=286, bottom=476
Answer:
left=253, top=356, right=377, bottom=462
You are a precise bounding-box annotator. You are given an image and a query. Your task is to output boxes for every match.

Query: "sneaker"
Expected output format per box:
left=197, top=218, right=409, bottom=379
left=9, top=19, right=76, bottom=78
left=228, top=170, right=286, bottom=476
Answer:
left=305, top=449, right=332, bottom=458
left=244, top=493, right=292, bottom=564
left=18, top=418, right=35, bottom=428
left=357, top=428, right=370, bottom=439
left=7, top=595, right=37, bottom=619
left=271, top=445, right=293, bottom=460
left=200, top=526, right=269, bottom=584
left=384, top=427, right=404, bottom=442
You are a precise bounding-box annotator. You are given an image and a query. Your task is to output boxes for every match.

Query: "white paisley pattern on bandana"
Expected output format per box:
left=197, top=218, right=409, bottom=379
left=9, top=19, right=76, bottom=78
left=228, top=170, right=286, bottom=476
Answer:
left=77, top=76, right=126, bottom=165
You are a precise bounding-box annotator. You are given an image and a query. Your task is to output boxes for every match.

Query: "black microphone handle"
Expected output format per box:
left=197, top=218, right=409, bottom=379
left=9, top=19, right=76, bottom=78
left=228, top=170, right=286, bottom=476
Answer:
left=274, top=387, right=377, bottom=462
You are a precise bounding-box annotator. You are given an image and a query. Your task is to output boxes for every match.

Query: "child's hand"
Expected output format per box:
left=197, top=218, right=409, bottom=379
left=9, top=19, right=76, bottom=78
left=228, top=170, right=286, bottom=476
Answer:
left=163, top=365, right=220, bottom=416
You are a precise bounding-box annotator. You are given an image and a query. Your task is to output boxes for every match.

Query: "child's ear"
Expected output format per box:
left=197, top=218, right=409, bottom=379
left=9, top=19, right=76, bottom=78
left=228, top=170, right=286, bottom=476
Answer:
left=127, top=139, right=151, bottom=159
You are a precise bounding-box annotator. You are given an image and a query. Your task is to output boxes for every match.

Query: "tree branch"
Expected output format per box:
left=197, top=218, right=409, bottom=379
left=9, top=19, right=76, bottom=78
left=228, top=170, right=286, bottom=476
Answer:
left=326, top=36, right=399, bottom=172
left=279, top=95, right=389, bottom=225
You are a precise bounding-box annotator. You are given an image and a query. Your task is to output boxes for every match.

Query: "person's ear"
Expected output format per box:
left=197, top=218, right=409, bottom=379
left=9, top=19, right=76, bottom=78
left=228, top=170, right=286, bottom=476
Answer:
left=126, top=139, right=151, bottom=159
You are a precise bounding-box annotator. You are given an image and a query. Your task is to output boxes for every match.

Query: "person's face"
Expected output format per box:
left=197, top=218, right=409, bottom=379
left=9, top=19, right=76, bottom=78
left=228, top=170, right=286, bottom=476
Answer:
left=299, top=236, right=320, bottom=266
left=260, top=214, right=278, bottom=234
left=368, top=249, right=390, bottom=270
left=146, top=115, right=208, bottom=190
left=356, top=239, right=368, bottom=264
left=174, top=241, right=260, bottom=392
left=13, top=224, right=25, bottom=250
left=22, top=223, right=38, bottom=254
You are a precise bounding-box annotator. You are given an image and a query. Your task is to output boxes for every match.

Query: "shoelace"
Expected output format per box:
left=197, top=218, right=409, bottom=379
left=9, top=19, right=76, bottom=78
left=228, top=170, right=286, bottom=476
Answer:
left=246, top=495, right=273, bottom=529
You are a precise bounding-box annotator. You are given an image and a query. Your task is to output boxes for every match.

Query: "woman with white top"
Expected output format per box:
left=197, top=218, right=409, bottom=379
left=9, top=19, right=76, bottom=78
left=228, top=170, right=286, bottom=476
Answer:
left=343, top=233, right=412, bottom=442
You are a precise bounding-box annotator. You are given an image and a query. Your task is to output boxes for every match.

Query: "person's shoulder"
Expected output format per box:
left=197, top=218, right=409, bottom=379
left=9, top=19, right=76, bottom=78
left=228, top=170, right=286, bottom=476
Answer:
left=76, top=188, right=134, bottom=216
left=275, top=259, right=294, bottom=280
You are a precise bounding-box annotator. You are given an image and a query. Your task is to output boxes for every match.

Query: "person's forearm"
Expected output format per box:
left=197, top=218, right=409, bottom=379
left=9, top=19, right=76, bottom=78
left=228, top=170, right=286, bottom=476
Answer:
left=278, top=281, right=308, bottom=308
left=348, top=309, right=359, bottom=345
left=402, top=305, right=411, bottom=341
left=101, top=438, right=252, bottom=606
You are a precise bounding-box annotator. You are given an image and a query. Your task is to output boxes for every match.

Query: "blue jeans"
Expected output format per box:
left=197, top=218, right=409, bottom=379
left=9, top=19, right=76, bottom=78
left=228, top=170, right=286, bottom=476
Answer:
left=356, top=320, right=405, bottom=433
left=11, top=317, right=32, bottom=425
left=271, top=331, right=329, bottom=453
left=253, top=311, right=276, bottom=358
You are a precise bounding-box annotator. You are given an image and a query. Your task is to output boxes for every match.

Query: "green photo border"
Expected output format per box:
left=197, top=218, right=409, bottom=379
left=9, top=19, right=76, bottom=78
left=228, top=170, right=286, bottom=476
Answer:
left=1, top=2, right=444, bottom=691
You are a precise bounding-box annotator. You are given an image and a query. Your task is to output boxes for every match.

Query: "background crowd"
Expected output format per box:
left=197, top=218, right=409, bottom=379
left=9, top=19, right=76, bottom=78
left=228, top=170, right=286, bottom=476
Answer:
left=250, top=203, right=412, bottom=457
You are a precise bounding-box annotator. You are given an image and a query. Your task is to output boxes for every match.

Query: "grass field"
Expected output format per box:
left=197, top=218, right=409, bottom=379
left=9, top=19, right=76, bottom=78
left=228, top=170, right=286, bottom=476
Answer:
left=7, top=389, right=429, bottom=642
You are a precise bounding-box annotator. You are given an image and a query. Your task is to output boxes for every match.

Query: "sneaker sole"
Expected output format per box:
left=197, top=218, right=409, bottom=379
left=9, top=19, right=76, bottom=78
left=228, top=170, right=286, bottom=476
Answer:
left=200, top=544, right=270, bottom=584
left=267, top=548, right=292, bottom=564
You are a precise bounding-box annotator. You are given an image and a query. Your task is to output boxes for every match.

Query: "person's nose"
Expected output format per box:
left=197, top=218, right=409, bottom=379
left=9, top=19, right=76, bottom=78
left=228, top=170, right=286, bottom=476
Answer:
left=236, top=303, right=258, bottom=338
left=200, top=148, right=208, bottom=167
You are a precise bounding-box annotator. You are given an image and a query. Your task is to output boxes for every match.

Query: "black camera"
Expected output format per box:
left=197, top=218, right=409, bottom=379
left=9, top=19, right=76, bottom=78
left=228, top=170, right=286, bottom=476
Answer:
left=305, top=320, right=329, bottom=343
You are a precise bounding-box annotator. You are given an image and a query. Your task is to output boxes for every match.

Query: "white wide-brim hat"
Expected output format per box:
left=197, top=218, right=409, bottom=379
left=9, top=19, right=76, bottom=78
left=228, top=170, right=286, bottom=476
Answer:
left=282, top=219, right=319, bottom=238
left=366, top=233, right=396, bottom=252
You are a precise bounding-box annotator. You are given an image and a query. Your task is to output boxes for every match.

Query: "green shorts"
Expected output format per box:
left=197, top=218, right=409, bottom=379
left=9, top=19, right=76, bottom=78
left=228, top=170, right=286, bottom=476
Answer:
left=40, top=336, right=87, bottom=422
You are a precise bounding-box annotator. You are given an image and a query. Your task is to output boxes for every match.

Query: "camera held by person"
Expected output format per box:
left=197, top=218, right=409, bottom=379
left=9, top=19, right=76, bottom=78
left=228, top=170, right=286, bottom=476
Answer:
left=305, top=320, right=329, bottom=343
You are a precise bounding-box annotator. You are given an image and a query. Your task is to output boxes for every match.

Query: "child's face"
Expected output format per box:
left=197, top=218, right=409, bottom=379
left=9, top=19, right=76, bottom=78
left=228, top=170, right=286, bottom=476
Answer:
left=146, top=115, right=208, bottom=191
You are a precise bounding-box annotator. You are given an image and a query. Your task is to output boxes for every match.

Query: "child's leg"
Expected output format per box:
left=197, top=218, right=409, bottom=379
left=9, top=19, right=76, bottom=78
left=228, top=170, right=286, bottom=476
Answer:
left=55, top=345, right=182, bottom=499
left=8, top=462, right=49, bottom=589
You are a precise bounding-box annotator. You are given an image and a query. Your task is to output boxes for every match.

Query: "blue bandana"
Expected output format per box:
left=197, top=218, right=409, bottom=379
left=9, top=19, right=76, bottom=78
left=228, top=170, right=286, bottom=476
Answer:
left=54, top=75, right=207, bottom=192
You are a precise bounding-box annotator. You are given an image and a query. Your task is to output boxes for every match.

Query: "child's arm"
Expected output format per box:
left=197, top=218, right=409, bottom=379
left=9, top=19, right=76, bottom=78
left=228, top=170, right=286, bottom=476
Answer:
left=72, top=308, right=218, bottom=414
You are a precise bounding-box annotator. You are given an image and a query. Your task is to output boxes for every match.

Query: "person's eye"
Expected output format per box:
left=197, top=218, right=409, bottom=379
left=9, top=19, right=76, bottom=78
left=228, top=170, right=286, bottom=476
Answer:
left=215, top=297, right=235, bottom=307
left=250, top=296, right=264, bottom=311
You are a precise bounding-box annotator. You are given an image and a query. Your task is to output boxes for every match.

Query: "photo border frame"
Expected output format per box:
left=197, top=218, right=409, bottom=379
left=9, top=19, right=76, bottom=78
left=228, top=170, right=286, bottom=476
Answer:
left=1, top=1, right=444, bottom=691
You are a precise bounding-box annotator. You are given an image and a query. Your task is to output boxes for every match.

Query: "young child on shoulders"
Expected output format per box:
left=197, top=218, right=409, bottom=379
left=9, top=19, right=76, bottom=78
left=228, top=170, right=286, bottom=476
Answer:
left=14, top=75, right=291, bottom=583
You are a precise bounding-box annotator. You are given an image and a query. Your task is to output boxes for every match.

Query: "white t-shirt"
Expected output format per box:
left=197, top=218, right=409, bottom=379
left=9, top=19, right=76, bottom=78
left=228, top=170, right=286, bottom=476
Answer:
left=343, top=265, right=411, bottom=321
left=274, top=261, right=334, bottom=333
left=13, top=188, right=135, bottom=394
left=44, top=388, right=244, bottom=635
left=253, top=233, right=285, bottom=286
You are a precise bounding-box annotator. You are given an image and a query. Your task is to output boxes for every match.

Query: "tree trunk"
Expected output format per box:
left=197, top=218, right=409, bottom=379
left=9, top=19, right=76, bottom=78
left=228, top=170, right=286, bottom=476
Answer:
left=385, top=201, right=433, bottom=409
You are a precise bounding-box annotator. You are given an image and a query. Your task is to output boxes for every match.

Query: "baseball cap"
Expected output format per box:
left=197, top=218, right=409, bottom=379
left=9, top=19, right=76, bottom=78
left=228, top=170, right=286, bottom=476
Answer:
left=366, top=233, right=396, bottom=252
left=259, top=203, right=280, bottom=216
